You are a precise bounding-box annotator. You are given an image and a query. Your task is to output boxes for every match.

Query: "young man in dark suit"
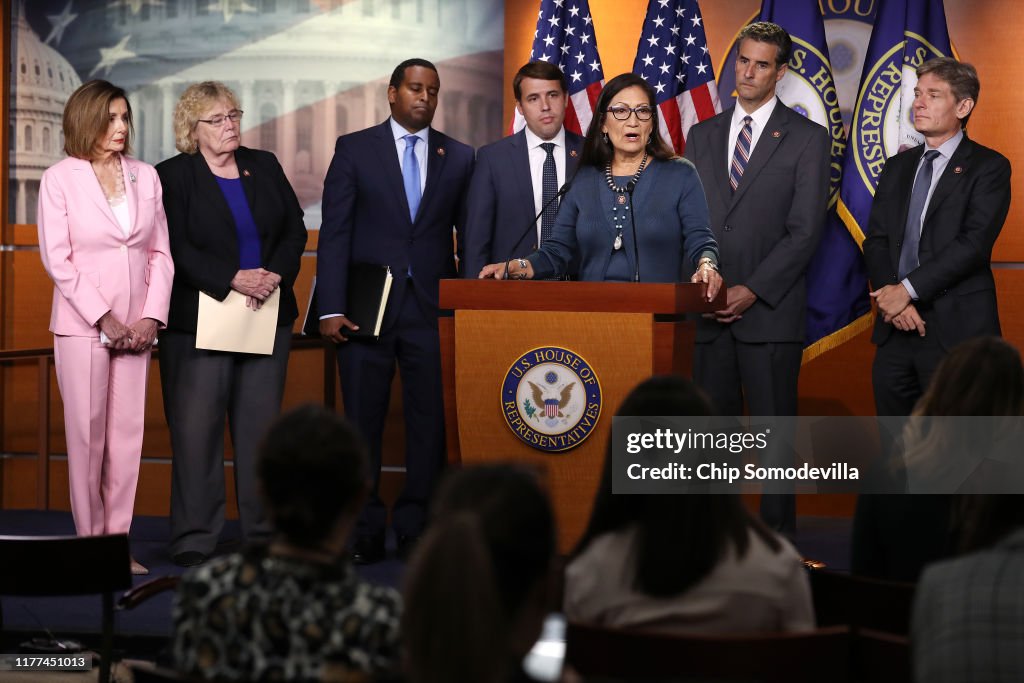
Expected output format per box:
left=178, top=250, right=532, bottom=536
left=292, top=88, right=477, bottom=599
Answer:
left=462, top=61, right=583, bottom=279
left=684, top=22, right=830, bottom=533
left=316, top=58, right=474, bottom=563
left=863, top=57, right=1010, bottom=416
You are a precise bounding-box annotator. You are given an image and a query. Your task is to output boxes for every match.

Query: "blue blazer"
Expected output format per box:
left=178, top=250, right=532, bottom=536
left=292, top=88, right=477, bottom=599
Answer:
left=317, top=120, right=474, bottom=322
left=527, top=158, right=718, bottom=282
left=462, top=128, right=583, bottom=277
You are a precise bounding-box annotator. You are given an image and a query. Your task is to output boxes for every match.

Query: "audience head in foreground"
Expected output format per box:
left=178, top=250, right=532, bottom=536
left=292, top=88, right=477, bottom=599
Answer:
left=852, top=337, right=1024, bottom=582
left=565, top=375, right=815, bottom=634
left=172, top=405, right=402, bottom=682
left=402, top=464, right=556, bottom=683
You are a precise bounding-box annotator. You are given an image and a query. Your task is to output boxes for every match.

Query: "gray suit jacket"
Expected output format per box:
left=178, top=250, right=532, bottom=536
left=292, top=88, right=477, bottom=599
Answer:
left=685, top=100, right=830, bottom=343
left=913, top=528, right=1024, bottom=682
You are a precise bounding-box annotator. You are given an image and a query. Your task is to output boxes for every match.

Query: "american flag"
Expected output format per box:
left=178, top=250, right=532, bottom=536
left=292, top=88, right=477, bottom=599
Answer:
left=632, top=0, right=720, bottom=155
left=510, top=0, right=606, bottom=136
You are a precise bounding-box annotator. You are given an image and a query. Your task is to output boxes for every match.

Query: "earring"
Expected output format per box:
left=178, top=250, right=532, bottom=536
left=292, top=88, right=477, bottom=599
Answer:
left=602, top=132, right=609, bottom=144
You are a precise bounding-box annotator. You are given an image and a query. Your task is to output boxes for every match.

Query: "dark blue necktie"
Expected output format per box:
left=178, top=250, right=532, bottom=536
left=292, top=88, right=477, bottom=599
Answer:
left=402, top=135, right=421, bottom=222
left=898, top=149, right=942, bottom=280
left=539, top=142, right=558, bottom=244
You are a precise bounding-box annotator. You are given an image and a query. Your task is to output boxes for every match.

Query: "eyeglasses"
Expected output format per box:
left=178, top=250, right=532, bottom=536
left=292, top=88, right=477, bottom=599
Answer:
left=197, top=110, right=243, bottom=127
left=605, top=105, right=654, bottom=121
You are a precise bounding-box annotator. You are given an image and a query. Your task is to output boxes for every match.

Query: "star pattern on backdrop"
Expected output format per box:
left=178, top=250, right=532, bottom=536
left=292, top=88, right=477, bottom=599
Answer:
left=89, top=34, right=136, bottom=76
left=44, top=0, right=77, bottom=45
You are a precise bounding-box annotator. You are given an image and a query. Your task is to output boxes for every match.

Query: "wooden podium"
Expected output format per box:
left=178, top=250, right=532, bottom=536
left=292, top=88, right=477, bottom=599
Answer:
left=439, top=280, right=723, bottom=551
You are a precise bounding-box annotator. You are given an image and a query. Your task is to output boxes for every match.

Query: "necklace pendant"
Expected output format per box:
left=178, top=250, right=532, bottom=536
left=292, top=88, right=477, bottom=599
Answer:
left=613, top=234, right=623, bottom=250
left=616, top=193, right=626, bottom=205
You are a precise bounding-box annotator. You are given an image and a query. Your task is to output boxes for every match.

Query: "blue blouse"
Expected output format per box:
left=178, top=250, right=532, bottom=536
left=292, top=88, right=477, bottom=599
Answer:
left=215, top=176, right=262, bottom=269
left=527, top=158, right=718, bottom=283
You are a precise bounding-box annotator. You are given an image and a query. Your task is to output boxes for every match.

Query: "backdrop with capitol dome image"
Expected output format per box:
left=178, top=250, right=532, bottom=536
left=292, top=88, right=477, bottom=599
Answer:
left=9, top=0, right=505, bottom=229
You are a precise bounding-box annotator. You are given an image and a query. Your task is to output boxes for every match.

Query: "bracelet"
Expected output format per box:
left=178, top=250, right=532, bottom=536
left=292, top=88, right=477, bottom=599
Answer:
left=697, top=257, right=718, bottom=272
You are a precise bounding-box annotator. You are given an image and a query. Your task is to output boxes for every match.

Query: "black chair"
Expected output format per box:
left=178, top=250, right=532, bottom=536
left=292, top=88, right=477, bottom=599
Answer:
left=565, top=621, right=852, bottom=682
left=0, top=533, right=132, bottom=683
left=853, top=629, right=911, bottom=683
left=808, top=568, right=916, bottom=635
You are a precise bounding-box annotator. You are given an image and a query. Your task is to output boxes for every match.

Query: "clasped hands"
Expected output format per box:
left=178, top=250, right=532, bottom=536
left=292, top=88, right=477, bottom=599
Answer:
left=232, top=268, right=282, bottom=310
left=97, top=312, right=158, bottom=352
left=870, top=283, right=925, bottom=336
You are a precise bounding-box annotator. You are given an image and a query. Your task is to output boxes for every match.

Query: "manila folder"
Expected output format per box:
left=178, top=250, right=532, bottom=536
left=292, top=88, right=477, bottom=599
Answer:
left=196, top=288, right=280, bottom=355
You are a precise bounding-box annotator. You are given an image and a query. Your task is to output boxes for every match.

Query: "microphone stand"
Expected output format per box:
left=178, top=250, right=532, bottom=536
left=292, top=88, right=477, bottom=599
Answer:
left=502, top=182, right=572, bottom=280
left=626, top=181, right=640, bottom=282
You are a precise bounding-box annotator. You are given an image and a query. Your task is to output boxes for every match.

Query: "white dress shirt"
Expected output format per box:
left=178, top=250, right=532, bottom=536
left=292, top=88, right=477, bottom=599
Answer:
left=523, top=126, right=567, bottom=243
left=726, top=97, right=779, bottom=176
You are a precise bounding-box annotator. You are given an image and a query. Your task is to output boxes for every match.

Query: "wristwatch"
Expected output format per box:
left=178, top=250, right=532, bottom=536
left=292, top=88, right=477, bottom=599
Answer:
left=516, top=258, right=529, bottom=280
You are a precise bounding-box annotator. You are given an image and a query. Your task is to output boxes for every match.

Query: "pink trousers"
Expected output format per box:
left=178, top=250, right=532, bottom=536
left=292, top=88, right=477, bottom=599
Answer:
left=53, top=335, right=150, bottom=536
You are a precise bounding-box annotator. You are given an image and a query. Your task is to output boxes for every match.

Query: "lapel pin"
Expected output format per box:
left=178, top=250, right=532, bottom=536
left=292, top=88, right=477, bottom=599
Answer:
left=771, top=130, right=781, bottom=138
left=129, top=172, right=136, bottom=183
left=437, top=147, right=445, bottom=156
left=953, top=166, right=963, bottom=174
left=243, top=169, right=251, bottom=176
left=570, top=149, right=578, bottom=158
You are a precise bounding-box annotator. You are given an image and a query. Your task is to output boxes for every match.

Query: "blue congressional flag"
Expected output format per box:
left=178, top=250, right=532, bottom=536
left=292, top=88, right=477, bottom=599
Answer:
left=631, top=0, right=720, bottom=155
left=758, top=0, right=872, bottom=359
left=838, top=0, right=953, bottom=245
left=511, top=0, right=606, bottom=136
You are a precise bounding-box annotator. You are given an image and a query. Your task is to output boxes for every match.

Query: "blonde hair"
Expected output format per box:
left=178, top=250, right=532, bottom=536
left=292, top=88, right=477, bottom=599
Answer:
left=173, top=81, right=241, bottom=154
left=63, top=80, right=133, bottom=160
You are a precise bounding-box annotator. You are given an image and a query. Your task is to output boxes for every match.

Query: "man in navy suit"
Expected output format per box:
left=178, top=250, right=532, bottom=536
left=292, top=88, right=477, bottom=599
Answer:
left=317, top=58, right=474, bottom=563
left=463, top=61, right=583, bottom=278
left=863, top=58, right=1010, bottom=416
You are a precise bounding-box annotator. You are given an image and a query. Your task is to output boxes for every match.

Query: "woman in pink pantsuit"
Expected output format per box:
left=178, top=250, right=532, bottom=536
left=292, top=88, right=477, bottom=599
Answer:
left=37, top=80, right=174, bottom=575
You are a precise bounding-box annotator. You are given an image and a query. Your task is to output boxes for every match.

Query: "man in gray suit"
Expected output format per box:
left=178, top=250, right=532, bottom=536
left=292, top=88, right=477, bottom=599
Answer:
left=463, top=61, right=583, bottom=278
left=684, top=22, right=830, bottom=532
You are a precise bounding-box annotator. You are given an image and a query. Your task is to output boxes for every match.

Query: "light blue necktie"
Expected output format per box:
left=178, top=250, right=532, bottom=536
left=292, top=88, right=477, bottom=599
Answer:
left=402, top=134, right=421, bottom=222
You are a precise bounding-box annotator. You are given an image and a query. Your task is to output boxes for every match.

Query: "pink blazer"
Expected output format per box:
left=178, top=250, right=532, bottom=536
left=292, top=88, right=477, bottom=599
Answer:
left=37, top=155, right=174, bottom=336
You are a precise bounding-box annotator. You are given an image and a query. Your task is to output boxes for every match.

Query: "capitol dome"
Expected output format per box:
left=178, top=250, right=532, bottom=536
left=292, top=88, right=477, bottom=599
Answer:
left=9, top=1, right=82, bottom=223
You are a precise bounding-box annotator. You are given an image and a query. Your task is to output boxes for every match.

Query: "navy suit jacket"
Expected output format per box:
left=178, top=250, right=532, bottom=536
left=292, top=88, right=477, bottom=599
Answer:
left=862, top=134, right=1010, bottom=349
left=462, top=128, right=583, bottom=277
left=317, top=120, right=474, bottom=325
left=526, top=158, right=718, bottom=282
left=685, top=101, right=830, bottom=344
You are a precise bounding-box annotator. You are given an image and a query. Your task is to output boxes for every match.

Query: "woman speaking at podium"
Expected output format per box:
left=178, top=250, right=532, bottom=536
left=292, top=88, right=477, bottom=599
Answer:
left=479, top=73, right=721, bottom=299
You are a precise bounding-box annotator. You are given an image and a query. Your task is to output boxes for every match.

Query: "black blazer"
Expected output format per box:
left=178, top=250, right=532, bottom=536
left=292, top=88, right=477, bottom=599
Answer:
left=862, top=135, right=1011, bottom=348
left=156, top=147, right=308, bottom=333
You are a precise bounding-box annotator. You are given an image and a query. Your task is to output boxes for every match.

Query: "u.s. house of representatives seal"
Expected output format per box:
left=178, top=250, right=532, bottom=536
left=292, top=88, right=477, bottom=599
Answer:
left=501, top=346, right=602, bottom=452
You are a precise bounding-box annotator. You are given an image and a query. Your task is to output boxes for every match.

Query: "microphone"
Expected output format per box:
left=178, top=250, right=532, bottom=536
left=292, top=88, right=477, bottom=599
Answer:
left=502, top=181, right=573, bottom=280
left=626, top=180, right=640, bottom=282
